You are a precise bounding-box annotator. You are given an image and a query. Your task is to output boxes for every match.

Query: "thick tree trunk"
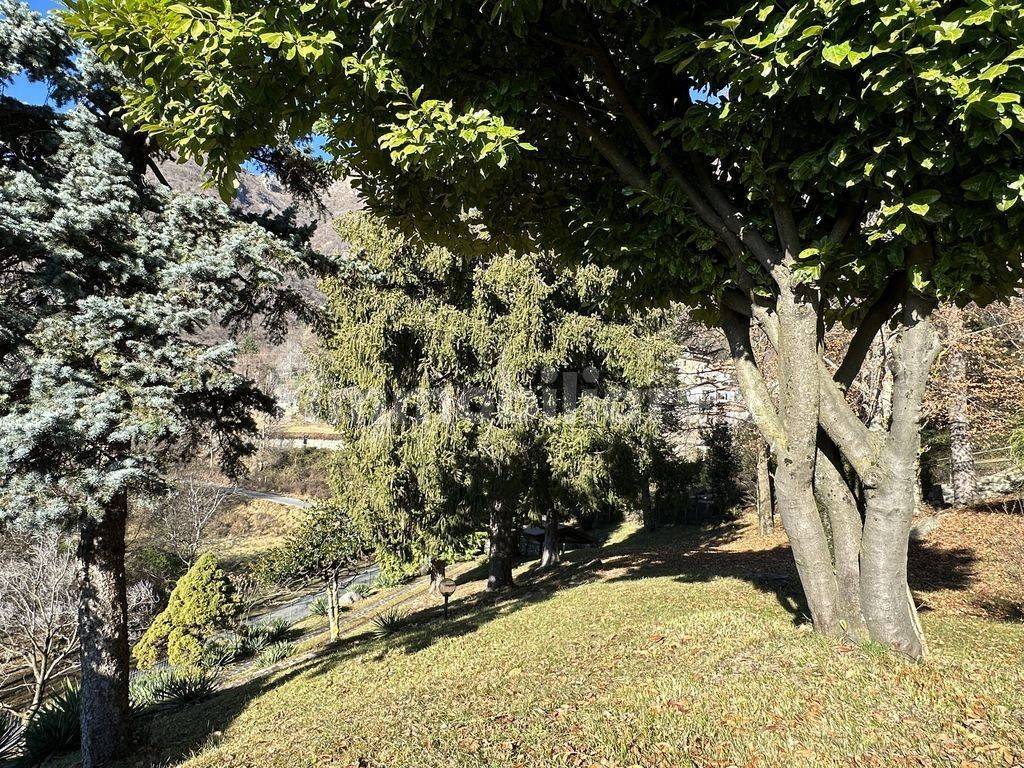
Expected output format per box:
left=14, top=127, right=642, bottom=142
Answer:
left=755, top=439, right=774, bottom=535
left=540, top=510, right=560, bottom=568
left=813, top=433, right=868, bottom=641
left=773, top=299, right=845, bottom=636
left=861, top=477, right=926, bottom=658
left=77, top=492, right=131, bottom=768
left=486, top=503, right=515, bottom=591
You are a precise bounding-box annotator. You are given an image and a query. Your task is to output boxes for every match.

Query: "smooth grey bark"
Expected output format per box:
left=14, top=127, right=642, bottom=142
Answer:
left=540, top=510, right=560, bottom=568
left=326, top=570, right=341, bottom=642
left=77, top=492, right=131, bottom=768
left=813, top=433, right=868, bottom=640
left=859, top=295, right=939, bottom=658
left=774, top=296, right=845, bottom=636
left=486, top=503, right=515, bottom=591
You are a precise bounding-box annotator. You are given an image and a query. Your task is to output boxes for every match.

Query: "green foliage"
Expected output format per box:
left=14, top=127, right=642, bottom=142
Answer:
left=72, top=0, right=1024, bottom=314
left=275, top=502, right=367, bottom=585
left=201, top=633, right=248, bottom=668
left=371, top=608, right=408, bottom=640
left=304, top=212, right=674, bottom=580
left=152, top=669, right=218, bottom=710
left=0, top=2, right=317, bottom=533
left=0, top=711, right=22, bottom=762
left=697, top=422, right=744, bottom=517
left=22, top=682, right=79, bottom=763
left=350, top=582, right=374, bottom=598
left=133, top=553, right=237, bottom=669
left=308, top=595, right=329, bottom=617
left=129, top=669, right=175, bottom=710
left=256, top=641, right=295, bottom=667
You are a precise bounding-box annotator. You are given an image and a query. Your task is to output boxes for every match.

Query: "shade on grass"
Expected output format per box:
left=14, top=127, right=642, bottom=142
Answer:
left=99, top=520, right=1024, bottom=767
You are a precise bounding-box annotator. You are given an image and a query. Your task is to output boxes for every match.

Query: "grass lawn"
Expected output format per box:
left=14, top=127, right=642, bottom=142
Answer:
left=113, top=512, right=1023, bottom=768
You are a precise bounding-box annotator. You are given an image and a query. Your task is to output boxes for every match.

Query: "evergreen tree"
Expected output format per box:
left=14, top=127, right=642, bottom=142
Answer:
left=0, top=4, right=313, bottom=763
left=306, top=213, right=672, bottom=590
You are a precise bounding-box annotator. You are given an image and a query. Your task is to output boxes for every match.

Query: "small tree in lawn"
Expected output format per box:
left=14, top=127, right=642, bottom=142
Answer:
left=306, top=213, right=671, bottom=590
left=275, top=504, right=367, bottom=642
left=0, top=4, right=314, bottom=763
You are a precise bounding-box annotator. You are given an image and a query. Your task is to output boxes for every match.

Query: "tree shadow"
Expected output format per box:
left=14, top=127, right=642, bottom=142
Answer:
left=115, top=516, right=986, bottom=763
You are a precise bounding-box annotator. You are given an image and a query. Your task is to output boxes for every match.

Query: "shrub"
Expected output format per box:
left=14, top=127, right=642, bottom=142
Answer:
left=371, top=608, right=407, bottom=639
left=308, top=595, right=328, bottom=617
left=262, top=618, right=291, bottom=642
left=697, top=422, right=743, bottom=518
left=153, top=669, right=218, bottom=710
left=0, top=711, right=23, bottom=762
left=22, top=683, right=79, bottom=764
left=256, top=641, right=295, bottom=667
left=133, top=553, right=237, bottom=669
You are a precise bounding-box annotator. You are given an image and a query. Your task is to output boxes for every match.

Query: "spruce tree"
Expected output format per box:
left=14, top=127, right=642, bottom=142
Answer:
left=0, top=3, right=313, bottom=763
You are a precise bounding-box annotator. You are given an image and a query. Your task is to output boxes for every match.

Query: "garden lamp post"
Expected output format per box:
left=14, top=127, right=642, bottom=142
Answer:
left=438, top=578, right=457, bottom=619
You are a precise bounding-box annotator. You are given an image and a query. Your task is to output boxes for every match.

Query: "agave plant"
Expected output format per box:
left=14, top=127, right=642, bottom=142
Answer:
left=371, top=608, right=407, bottom=640
left=308, top=596, right=328, bottom=617
left=153, top=669, right=218, bottom=711
left=256, top=641, right=295, bottom=667
left=0, top=711, right=23, bottom=762
left=201, top=633, right=247, bottom=668
left=22, top=683, right=80, bottom=764
left=129, top=668, right=175, bottom=710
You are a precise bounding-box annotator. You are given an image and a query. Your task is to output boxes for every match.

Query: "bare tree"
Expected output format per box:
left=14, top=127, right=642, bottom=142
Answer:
left=150, top=477, right=231, bottom=567
left=126, top=581, right=159, bottom=646
left=0, top=535, right=79, bottom=718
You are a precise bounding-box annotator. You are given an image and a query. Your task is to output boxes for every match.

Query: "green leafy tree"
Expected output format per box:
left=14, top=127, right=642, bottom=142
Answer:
left=133, top=553, right=237, bottom=669
left=0, top=4, right=314, bottom=763
left=305, top=212, right=671, bottom=589
left=71, top=0, right=1024, bottom=658
left=274, top=504, right=368, bottom=641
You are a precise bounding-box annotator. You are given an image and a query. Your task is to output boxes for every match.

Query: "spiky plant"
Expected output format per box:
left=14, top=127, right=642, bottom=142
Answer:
left=308, top=596, right=328, bottom=617
left=0, top=711, right=23, bottom=762
left=256, top=642, right=295, bottom=667
left=153, top=669, right=218, bottom=711
left=22, top=683, right=80, bottom=763
left=371, top=608, right=407, bottom=640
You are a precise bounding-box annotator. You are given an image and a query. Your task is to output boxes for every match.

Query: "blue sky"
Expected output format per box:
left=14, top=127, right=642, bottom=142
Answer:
left=4, top=0, right=65, bottom=105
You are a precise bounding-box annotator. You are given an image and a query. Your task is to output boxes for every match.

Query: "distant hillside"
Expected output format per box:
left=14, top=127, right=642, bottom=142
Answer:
left=153, top=158, right=362, bottom=255
left=151, top=160, right=361, bottom=420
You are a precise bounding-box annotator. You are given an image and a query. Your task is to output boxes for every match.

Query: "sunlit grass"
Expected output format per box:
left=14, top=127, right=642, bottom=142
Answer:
left=108, top=518, right=1024, bottom=768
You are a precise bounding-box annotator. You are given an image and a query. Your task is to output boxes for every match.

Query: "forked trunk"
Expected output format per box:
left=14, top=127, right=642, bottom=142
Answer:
left=814, top=433, right=868, bottom=640
left=486, top=503, right=515, bottom=591
left=78, top=492, right=131, bottom=768
left=773, top=298, right=844, bottom=637
left=326, top=572, right=340, bottom=642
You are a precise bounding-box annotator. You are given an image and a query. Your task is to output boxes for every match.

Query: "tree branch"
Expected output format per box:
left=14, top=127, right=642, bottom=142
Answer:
left=720, top=306, right=785, bottom=450
left=834, top=271, right=907, bottom=391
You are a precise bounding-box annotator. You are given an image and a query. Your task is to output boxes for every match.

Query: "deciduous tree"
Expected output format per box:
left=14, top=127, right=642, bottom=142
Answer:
left=72, top=0, right=1024, bottom=658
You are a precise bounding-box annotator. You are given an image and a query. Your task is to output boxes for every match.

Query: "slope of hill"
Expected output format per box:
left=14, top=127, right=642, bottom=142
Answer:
left=154, top=158, right=362, bottom=255
left=85, top=510, right=1024, bottom=768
